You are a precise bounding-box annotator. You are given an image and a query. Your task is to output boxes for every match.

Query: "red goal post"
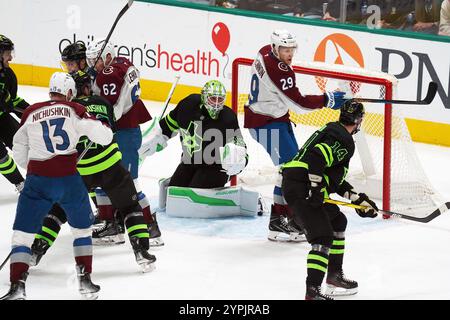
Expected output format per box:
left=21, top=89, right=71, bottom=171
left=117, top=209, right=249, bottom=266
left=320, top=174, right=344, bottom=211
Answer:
left=231, top=57, right=395, bottom=212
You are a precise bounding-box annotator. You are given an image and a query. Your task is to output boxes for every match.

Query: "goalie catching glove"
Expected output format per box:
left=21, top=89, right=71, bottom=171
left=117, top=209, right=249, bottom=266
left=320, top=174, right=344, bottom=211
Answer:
left=219, top=142, right=247, bottom=176
left=138, top=121, right=168, bottom=161
left=343, top=189, right=379, bottom=218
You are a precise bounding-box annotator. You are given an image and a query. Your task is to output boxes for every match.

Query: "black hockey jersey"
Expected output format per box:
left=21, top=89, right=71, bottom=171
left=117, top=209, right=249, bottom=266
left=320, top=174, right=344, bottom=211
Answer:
left=159, top=93, right=246, bottom=166
left=0, top=67, right=29, bottom=117
left=282, top=121, right=355, bottom=194
left=74, top=95, right=121, bottom=176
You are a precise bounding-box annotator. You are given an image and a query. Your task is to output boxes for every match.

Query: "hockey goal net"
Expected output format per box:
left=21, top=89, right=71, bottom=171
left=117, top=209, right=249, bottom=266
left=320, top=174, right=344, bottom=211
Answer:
left=232, top=57, right=442, bottom=216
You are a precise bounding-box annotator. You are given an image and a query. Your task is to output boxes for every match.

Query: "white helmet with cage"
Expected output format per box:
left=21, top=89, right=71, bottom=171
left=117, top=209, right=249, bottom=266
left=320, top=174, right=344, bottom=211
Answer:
left=270, top=29, right=297, bottom=59
left=49, top=72, right=77, bottom=100
left=86, top=38, right=116, bottom=68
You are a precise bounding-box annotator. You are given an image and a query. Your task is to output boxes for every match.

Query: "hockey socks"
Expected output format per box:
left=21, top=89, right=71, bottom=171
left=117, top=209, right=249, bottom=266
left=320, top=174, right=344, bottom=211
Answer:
left=124, top=212, right=150, bottom=250
left=34, top=205, right=67, bottom=249
left=0, top=154, right=24, bottom=185
left=327, top=232, right=345, bottom=274
left=306, top=244, right=330, bottom=287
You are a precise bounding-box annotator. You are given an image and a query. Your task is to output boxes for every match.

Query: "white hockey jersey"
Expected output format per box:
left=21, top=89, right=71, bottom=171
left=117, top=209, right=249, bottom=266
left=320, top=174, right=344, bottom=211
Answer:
left=244, top=45, right=325, bottom=129
left=92, top=57, right=151, bottom=130
left=13, top=100, right=113, bottom=177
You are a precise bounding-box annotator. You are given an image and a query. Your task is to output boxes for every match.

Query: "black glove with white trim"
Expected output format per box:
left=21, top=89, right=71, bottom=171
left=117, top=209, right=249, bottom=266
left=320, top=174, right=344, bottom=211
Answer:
left=344, top=190, right=379, bottom=218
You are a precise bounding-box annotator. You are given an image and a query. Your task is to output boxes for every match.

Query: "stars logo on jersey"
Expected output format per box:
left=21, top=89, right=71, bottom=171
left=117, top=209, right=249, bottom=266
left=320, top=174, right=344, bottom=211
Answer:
left=180, top=121, right=203, bottom=157
left=278, top=62, right=289, bottom=72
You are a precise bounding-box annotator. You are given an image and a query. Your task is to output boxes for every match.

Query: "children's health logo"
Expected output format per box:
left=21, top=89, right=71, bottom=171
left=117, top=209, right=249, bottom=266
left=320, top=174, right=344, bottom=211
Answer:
left=212, top=22, right=231, bottom=78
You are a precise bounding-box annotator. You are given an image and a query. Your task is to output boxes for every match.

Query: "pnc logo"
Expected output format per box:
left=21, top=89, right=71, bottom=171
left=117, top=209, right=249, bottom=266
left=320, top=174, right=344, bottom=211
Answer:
left=314, top=33, right=365, bottom=94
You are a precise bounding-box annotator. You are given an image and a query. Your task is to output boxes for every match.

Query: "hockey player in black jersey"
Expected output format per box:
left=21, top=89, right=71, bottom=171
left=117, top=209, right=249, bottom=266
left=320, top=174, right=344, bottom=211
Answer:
left=61, top=41, right=89, bottom=74
left=30, top=70, right=157, bottom=272
left=281, top=100, right=379, bottom=300
left=0, top=35, right=29, bottom=192
left=139, top=80, right=253, bottom=218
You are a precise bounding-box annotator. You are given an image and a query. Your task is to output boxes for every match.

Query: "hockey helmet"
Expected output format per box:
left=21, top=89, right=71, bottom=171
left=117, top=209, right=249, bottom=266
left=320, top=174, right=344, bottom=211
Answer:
left=71, top=70, right=91, bottom=97
left=0, top=35, right=14, bottom=52
left=61, top=41, right=87, bottom=62
left=49, top=72, right=77, bottom=100
left=201, top=80, right=227, bottom=120
left=270, top=29, right=297, bottom=59
left=86, top=38, right=116, bottom=68
left=339, top=100, right=365, bottom=134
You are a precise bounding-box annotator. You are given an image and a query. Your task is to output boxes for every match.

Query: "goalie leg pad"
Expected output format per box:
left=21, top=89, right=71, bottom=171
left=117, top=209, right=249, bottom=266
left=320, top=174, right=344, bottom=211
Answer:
left=166, top=186, right=260, bottom=218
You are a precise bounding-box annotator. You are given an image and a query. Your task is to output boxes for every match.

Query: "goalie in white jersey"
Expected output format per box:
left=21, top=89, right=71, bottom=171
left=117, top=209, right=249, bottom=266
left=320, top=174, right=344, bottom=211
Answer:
left=244, top=30, right=348, bottom=242
left=1, top=72, right=113, bottom=300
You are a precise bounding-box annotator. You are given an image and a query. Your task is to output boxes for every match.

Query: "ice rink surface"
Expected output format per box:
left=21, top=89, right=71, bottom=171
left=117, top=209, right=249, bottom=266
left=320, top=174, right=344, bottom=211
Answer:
left=0, top=85, right=449, bottom=300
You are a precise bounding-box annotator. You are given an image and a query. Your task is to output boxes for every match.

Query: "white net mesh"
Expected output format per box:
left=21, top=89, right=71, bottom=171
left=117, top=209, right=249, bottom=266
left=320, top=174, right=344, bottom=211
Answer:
left=233, top=59, right=442, bottom=216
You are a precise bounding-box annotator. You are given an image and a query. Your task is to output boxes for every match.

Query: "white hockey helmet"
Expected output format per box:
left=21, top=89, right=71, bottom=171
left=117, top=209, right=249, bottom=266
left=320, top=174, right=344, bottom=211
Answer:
left=49, top=72, right=77, bottom=100
left=270, top=29, right=297, bottom=59
left=86, top=38, right=116, bottom=68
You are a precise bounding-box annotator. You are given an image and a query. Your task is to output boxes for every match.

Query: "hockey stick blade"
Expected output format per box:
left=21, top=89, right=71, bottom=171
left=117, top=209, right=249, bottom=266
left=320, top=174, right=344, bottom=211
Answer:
left=379, top=202, right=450, bottom=223
left=355, top=81, right=438, bottom=105
left=325, top=198, right=450, bottom=223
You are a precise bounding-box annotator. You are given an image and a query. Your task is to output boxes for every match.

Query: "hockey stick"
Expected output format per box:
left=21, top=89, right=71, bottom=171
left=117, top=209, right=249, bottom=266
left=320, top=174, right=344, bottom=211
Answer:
left=77, top=0, right=134, bottom=163
left=354, top=82, right=438, bottom=105
left=325, top=198, right=450, bottom=223
left=90, top=0, right=134, bottom=73
left=141, top=75, right=181, bottom=138
left=0, top=251, right=12, bottom=271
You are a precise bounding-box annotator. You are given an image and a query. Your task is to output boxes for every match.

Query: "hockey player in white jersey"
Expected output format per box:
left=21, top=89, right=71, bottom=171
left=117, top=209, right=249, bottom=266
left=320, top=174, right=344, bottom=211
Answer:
left=244, top=30, right=348, bottom=242
left=0, top=72, right=113, bottom=300
left=86, top=39, right=162, bottom=246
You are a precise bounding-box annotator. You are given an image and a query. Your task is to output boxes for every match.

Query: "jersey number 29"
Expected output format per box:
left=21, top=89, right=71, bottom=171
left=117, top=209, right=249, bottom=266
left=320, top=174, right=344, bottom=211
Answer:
left=40, top=118, right=70, bottom=153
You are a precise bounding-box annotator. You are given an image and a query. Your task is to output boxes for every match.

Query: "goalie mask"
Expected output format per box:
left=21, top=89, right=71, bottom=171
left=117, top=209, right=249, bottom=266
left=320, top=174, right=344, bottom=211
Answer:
left=339, top=100, right=365, bottom=135
left=201, top=80, right=226, bottom=120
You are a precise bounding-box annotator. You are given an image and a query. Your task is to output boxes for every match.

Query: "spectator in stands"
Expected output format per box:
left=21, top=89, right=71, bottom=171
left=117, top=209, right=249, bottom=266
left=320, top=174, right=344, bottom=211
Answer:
left=216, top=0, right=238, bottom=8
left=439, top=0, right=450, bottom=34
left=411, top=0, right=442, bottom=34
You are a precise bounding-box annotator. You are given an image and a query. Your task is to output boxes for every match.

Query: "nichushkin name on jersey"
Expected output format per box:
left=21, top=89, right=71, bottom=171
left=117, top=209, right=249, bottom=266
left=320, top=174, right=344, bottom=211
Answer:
left=32, top=106, right=71, bottom=122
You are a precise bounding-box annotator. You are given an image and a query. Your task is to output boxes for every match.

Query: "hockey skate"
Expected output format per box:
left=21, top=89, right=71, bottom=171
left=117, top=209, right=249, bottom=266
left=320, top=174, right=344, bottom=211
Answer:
left=76, top=265, right=100, bottom=300
left=92, top=220, right=125, bottom=246
left=0, top=273, right=27, bottom=300
left=305, top=285, right=333, bottom=300
left=130, top=237, right=156, bottom=273
left=30, top=238, right=51, bottom=266
left=325, top=270, right=358, bottom=296
left=268, top=214, right=306, bottom=242
left=148, top=213, right=164, bottom=247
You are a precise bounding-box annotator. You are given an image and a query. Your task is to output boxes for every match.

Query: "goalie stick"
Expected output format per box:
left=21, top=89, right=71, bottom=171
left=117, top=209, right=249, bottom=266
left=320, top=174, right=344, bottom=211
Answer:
left=354, top=81, right=438, bottom=105
left=325, top=198, right=450, bottom=223
left=141, top=75, right=181, bottom=138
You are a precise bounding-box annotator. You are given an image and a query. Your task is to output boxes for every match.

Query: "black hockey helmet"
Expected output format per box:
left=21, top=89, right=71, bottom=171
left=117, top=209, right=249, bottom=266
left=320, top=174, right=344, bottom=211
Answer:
left=0, top=35, right=14, bottom=53
left=339, top=100, right=365, bottom=134
left=71, top=70, right=91, bottom=97
left=61, top=41, right=87, bottom=62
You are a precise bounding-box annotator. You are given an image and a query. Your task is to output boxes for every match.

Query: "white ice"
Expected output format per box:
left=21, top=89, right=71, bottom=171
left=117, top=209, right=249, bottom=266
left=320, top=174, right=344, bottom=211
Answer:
left=0, top=85, right=450, bottom=300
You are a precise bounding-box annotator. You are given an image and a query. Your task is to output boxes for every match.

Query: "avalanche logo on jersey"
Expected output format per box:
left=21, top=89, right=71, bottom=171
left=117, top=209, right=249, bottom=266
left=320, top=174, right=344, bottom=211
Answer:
left=103, top=67, right=114, bottom=75
left=278, top=62, right=289, bottom=72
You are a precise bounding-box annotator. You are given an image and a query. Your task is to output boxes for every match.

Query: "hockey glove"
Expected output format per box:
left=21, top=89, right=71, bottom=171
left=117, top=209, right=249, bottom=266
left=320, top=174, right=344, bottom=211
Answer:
left=220, top=142, right=247, bottom=176
left=138, top=122, right=168, bottom=162
left=344, top=190, right=378, bottom=218
left=324, top=91, right=347, bottom=110
left=307, top=174, right=325, bottom=208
